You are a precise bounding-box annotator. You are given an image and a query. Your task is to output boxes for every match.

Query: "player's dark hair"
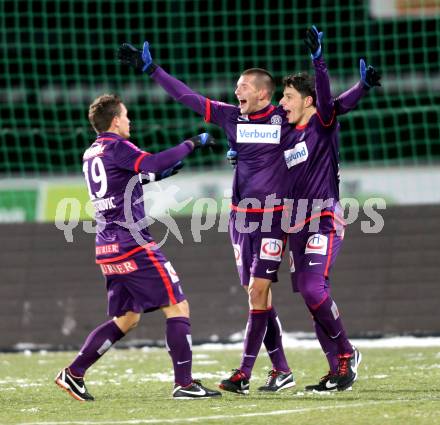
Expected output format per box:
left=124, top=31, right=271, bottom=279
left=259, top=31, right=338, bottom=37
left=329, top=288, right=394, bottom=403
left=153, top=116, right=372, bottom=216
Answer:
left=88, top=94, right=123, bottom=133
left=241, top=68, right=276, bottom=99
left=283, top=73, right=316, bottom=106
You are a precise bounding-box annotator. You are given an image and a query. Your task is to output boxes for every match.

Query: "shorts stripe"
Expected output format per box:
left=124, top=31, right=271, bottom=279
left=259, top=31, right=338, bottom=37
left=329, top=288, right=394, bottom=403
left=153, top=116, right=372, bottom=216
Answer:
left=96, top=243, right=156, bottom=264
left=324, top=217, right=336, bottom=277
left=144, top=246, right=177, bottom=305
left=230, top=204, right=286, bottom=213
left=288, top=211, right=346, bottom=233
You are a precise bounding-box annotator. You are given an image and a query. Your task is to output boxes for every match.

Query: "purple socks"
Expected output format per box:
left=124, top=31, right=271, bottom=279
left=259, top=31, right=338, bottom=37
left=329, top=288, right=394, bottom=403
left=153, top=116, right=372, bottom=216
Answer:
left=69, top=319, right=125, bottom=377
left=166, top=317, right=193, bottom=387
left=263, top=306, right=290, bottom=372
left=297, top=272, right=353, bottom=367
left=240, top=309, right=270, bottom=378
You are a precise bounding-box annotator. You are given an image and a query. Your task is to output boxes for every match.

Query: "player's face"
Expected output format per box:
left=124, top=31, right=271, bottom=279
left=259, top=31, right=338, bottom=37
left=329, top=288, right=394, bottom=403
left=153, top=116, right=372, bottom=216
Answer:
left=235, top=75, right=264, bottom=114
left=115, top=104, right=130, bottom=138
left=279, top=87, right=310, bottom=125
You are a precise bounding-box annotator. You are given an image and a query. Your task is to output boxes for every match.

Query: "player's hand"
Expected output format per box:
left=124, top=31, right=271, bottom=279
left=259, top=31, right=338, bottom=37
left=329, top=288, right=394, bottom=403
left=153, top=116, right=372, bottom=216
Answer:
left=140, top=161, right=183, bottom=184
left=304, top=25, right=324, bottom=60
left=226, top=149, right=237, bottom=167
left=187, top=133, right=218, bottom=150
left=360, top=58, right=381, bottom=89
left=117, top=41, right=156, bottom=74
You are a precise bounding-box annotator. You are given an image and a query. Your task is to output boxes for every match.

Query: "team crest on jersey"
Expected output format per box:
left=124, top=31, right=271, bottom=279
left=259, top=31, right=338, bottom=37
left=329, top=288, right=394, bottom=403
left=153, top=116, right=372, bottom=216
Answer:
left=164, top=261, right=180, bottom=283
left=284, top=141, right=308, bottom=169
left=304, top=234, right=328, bottom=255
left=260, top=238, right=283, bottom=262
left=233, top=244, right=242, bottom=266
left=289, top=251, right=295, bottom=272
left=270, top=115, right=282, bottom=125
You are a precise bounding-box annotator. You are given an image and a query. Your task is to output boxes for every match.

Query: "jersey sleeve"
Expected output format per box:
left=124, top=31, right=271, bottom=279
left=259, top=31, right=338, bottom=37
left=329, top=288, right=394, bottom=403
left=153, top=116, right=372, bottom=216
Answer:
left=113, top=139, right=193, bottom=174
left=151, top=66, right=237, bottom=127
left=151, top=66, right=207, bottom=117
left=112, top=140, right=149, bottom=172
left=205, top=99, right=238, bottom=127
left=313, top=56, right=336, bottom=128
left=334, top=81, right=368, bottom=116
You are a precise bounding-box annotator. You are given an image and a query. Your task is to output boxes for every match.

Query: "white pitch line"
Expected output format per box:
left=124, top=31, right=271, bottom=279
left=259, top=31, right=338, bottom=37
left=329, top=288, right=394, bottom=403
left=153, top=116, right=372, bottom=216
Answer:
left=16, top=399, right=425, bottom=425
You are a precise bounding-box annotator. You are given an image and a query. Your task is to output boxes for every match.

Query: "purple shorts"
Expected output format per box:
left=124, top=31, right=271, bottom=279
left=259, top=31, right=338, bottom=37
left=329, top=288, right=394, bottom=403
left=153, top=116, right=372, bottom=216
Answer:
left=229, top=210, right=287, bottom=286
left=97, top=243, right=186, bottom=317
left=289, top=214, right=345, bottom=292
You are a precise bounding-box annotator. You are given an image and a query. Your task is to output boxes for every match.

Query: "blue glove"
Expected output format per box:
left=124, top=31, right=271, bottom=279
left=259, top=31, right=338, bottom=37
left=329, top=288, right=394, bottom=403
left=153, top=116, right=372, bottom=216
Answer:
left=360, top=58, right=381, bottom=89
left=188, top=133, right=217, bottom=150
left=140, top=161, right=183, bottom=184
left=117, top=41, right=157, bottom=75
left=141, top=42, right=153, bottom=72
left=226, top=149, right=237, bottom=167
left=304, top=25, right=324, bottom=60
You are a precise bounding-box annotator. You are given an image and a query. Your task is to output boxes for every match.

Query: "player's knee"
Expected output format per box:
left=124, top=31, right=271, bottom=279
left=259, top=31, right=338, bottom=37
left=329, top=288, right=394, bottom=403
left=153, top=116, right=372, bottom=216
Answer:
left=162, top=299, right=190, bottom=318
left=178, top=299, right=190, bottom=316
left=248, top=279, right=270, bottom=308
left=296, top=272, right=327, bottom=309
left=114, top=312, right=140, bottom=333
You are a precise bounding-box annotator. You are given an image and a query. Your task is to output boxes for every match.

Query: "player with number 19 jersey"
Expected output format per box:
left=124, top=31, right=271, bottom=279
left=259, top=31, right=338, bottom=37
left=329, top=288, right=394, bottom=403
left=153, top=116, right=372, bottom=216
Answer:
left=82, top=131, right=193, bottom=315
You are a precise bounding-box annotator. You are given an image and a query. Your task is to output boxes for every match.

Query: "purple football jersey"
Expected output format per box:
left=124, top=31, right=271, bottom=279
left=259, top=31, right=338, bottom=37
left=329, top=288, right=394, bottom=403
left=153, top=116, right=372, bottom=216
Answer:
left=152, top=68, right=293, bottom=208
left=82, top=132, right=193, bottom=260
left=284, top=57, right=367, bottom=222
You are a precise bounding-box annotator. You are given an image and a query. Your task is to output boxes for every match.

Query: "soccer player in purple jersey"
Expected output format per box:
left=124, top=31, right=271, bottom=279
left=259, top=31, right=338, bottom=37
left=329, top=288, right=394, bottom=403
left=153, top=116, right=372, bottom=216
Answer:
left=279, top=26, right=381, bottom=392
left=117, top=38, right=373, bottom=393
left=118, top=43, right=296, bottom=394
left=55, top=94, right=221, bottom=401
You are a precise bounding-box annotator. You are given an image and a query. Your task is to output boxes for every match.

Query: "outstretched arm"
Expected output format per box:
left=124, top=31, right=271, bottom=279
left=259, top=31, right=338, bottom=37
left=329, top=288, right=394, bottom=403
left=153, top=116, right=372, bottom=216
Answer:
left=115, top=133, right=216, bottom=174
left=334, top=59, right=381, bottom=115
left=151, top=66, right=207, bottom=116
left=118, top=42, right=223, bottom=121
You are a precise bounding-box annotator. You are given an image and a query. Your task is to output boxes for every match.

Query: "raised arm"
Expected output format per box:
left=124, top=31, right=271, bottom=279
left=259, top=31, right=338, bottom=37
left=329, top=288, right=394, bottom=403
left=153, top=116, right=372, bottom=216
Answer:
left=118, top=42, right=209, bottom=118
left=304, top=26, right=334, bottom=124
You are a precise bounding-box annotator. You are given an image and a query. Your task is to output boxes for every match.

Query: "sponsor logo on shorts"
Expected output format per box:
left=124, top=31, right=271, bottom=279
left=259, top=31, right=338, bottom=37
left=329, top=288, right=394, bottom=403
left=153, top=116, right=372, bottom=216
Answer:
left=100, top=259, right=138, bottom=275
left=236, top=124, right=281, bottom=144
left=164, top=261, right=179, bottom=283
left=96, top=243, right=119, bottom=256
left=284, top=141, right=308, bottom=169
left=233, top=244, right=242, bottom=266
left=260, top=238, right=283, bottom=262
left=289, top=251, right=295, bottom=272
left=305, top=234, right=328, bottom=256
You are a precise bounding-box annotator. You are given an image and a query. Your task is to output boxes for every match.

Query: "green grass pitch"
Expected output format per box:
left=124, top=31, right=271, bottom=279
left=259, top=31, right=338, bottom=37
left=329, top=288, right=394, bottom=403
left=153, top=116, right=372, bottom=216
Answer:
left=1, top=346, right=439, bottom=425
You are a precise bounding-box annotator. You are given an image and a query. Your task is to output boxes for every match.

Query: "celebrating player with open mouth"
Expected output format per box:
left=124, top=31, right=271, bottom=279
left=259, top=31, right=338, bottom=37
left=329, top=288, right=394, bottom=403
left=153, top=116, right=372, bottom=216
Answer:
left=279, top=26, right=380, bottom=392
left=117, top=26, right=378, bottom=393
